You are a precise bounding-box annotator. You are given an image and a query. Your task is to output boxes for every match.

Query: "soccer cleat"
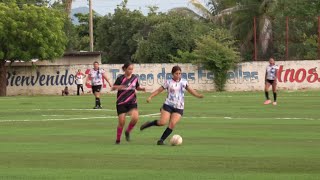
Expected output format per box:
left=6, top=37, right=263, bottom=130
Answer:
left=115, top=140, right=120, bottom=144
left=93, top=105, right=102, bottom=109
left=273, top=102, right=277, bottom=105
left=264, top=100, right=272, bottom=105
left=125, top=131, right=130, bottom=141
left=140, top=121, right=150, bottom=131
left=157, top=139, right=164, bottom=145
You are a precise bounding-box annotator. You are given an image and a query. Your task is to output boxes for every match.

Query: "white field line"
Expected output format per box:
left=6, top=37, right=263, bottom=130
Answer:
left=32, top=108, right=114, bottom=111
left=0, top=108, right=115, bottom=111
left=0, top=113, right=161, bottom=123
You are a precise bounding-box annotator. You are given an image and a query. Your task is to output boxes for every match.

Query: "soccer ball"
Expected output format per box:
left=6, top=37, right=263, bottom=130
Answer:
left=170, top=134, right=183, bottom=146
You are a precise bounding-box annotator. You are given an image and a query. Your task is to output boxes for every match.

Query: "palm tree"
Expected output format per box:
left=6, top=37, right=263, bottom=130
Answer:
left=189, top=0, right=278, bottom=60
left=62, top=0, right=73, bottom=17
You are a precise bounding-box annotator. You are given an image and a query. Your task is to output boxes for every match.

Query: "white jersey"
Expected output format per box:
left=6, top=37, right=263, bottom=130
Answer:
left=266, top=65, right=278, bottom=80
left=75, top=73, right=84, bottom=85
left=89, top=68, right=105, bottom=86
left=162, top=78, right=188, bottom=110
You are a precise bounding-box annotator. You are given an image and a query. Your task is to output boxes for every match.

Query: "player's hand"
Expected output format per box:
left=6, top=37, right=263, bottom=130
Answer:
left=146, top=97, right=152, bottom=103
left=198, top=94, right=204, bottom=98
left=108, top=83, right=112, bottom=87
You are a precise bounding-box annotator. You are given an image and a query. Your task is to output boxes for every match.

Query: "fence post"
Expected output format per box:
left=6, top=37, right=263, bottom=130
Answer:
left=286, top=16, right=289, bottom=60
left=253, top=17, right=257, bottom=61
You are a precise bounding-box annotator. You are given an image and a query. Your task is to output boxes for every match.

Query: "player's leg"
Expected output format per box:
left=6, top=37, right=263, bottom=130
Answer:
left=157, top=112, right=182, bottom=145
left=140, top=107, right=170, bottom=131
left=93, top=85, right=102, bottom=109
left=125, top=106, right=138, bottom=141
left=80, top=84, right=84, bottom=94
left=264, top=81, right=271, bottom=104
left=272, top=82, right=277, bottom=105
left=77, top=84, right=80, bottom=95
left=116, top=113, right=126, bottom=144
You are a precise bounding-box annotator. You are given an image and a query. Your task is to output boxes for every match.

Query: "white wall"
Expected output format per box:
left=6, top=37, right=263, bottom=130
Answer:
left=6, top=60, right=320, bottom=95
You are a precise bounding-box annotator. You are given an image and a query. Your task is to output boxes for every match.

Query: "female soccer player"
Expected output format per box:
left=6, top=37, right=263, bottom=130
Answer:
left=75, top=69, right=86, bottom=95
left=264, top=58, right=278, bottom=105
left=112, top=62, right=146, bottom=144
left=140, top=65, right=204, bottom=145
left=86, top=61, right=112, bottom=109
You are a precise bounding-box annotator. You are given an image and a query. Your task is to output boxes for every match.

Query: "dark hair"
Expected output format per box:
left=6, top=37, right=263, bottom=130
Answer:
left=93, top=61, right=99, bottom=65
left=171, top=65, right=182, bottom=74
left=122, top=62, right=133, bottom=71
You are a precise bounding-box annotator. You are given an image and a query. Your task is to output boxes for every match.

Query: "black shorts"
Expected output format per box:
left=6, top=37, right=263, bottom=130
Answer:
left=161, top=104, right=184, bottom=116
left=266, top=79, right=275, bottom=85
left=116, top=104, right=138, bottom=115
left=92, top=85, right=102, bottom=93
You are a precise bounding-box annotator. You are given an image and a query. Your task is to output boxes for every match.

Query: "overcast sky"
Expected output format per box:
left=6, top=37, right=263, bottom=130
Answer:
left=70, top=0, right=206, bottom=15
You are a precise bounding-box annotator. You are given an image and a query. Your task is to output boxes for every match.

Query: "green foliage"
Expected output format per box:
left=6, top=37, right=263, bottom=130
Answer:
left=175, top=29, right=239, bottom=91
left=271, top=1, right=320, bottom=60
left=0, top=3, right=67, bottom=61
left=69, top=13, right=102, bottom=51
left=96, top=1, right=145, bottom=63
left=133, top=12, right=213, bottom=63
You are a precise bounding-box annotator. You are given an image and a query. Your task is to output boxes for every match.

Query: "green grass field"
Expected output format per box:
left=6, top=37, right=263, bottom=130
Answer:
left=0, top=91, right=320, bottom=180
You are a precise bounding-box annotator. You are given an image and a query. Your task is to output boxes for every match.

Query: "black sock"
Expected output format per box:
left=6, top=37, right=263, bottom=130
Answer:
left=273, top=92, right=277, bottom=102
left=141, top=120, right=158, bottom=129
left=265, top=91, right=269, bottom=100
left=160, top=127, right=173, bottom=141
left=95, top=98, right=100, bottom=106
left=149, top=120, right=159, bottom=128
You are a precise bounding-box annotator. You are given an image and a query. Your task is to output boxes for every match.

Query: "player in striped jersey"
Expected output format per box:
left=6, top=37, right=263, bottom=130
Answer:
left=86, top=61, right=112, bottom=109
left=264, top=58, right=278, bottom=105
left=112, top=62, right=146, bottom=144
left=140, top=66, right=204, bottom=145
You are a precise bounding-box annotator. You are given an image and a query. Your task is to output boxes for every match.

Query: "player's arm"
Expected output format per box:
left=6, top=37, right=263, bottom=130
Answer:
left=186, top=86, right=203, bottom=98
left=136, top=86, right=146, bottom=91
left=112, top=84, right=126, bottom=91
left=102, top=73, right=112, bottom=87
left=146, top=86, right=165, bottom=103
left=265, top=70, right=267, bottom=82
left=136, top=80, right=145, bottom=92
left=86, top=73, right=91, bottom=85
left=112, top=77, right=125, bottom=91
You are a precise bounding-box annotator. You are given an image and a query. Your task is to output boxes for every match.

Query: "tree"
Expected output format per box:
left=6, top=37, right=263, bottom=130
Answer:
left=0, top=3, right=67, bottom=96
left=73, top=12, right=102, bottom=51
left=174, top=29, right=239, bottom=91
left=96, top=0, right=145, bottom=63
left=133, top=12, right=213, bottom=63
left=0, top=0, right=49, bottom=6
left=189, top=0, right=277, bottom=60
left=271, top=1, right=320, bottom=60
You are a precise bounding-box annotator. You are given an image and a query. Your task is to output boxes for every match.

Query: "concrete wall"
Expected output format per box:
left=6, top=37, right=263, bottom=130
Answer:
left=6, top=60, right=320, bottom=95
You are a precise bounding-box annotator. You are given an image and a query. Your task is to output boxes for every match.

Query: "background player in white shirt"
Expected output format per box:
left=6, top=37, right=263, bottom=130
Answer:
left=75, top=69, right=86, bottom=95
left=264, top=58, right=278, bottom=105
left=86, top=61, right=112, bottom=109
left=140, top=66, right=204, bottom=145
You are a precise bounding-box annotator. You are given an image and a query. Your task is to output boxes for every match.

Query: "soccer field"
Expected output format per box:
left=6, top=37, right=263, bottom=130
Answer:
left=0, top=91, right=319, bottom=180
